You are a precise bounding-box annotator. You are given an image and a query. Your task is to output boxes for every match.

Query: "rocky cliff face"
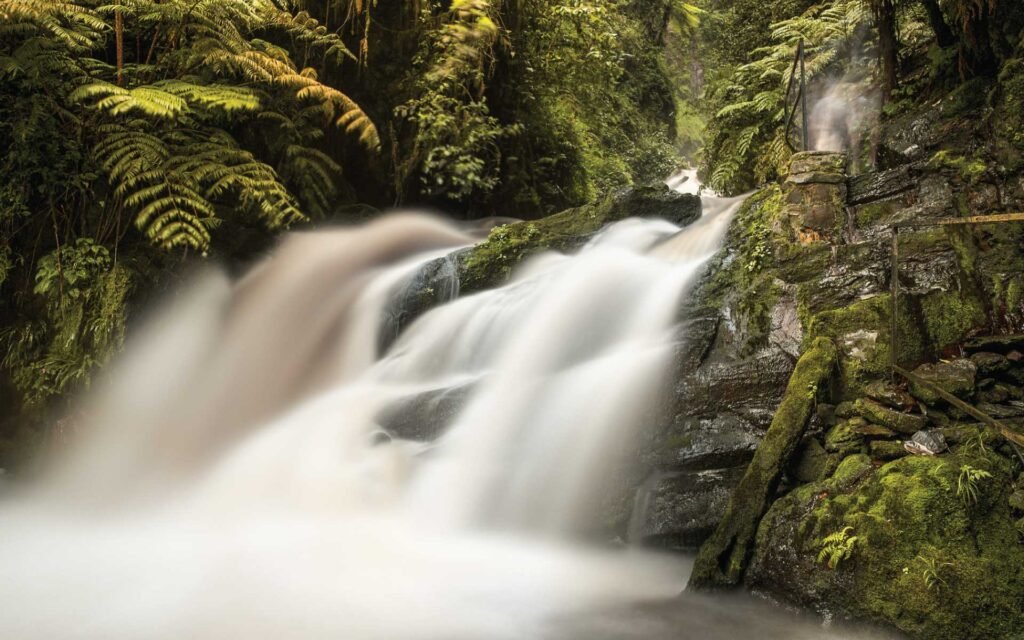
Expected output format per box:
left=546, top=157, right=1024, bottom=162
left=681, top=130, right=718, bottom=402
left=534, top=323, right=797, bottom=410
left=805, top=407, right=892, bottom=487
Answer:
left=679, top=79, right=1024, bottom=638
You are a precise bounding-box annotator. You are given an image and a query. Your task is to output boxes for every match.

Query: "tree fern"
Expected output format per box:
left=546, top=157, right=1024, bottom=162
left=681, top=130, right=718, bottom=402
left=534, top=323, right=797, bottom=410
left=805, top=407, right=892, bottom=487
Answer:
left=0, top=0, right=106, bottom=51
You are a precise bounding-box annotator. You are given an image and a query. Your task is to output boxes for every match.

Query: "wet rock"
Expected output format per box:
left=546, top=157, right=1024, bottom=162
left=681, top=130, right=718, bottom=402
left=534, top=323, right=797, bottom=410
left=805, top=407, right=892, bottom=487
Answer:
left=970, top=352, right=1011, bottom=377
left=661, top=413, right=763, bottom=471
left=689, top=338, right=838, bottom=589
left=790, top=438, right=829, bottom=483
left=674, top=348, right=794, bottom=419
left=862, top=380, right=914, bottom=409
left=854, top=398, right=927, bottom=435
left=977, top=401, right=1024, bottom=419
left=825, top=421, right=864, bottom=453
left=379, top=252, right=463, bottom=353
left=673, top=311, right=720, bottom=374
left=631, top=467, right=746, bottom=551
left=870, top=440, right=909, bottom=460
left=376, top=384, right=472, bottom=441
left=847, top=163, right=920, bottom=206
left=908, top=359, right=977, bottom=405
left=768, top=293, right=803, bottom=358
left=904, top=430, right=948, bottom=456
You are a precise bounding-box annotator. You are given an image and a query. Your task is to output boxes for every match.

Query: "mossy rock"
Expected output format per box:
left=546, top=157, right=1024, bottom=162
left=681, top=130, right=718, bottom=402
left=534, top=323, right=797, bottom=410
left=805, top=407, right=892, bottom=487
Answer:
left=457, top=184, right=700, bottom=293
left=688, top=337, right=838, bottom=589
left=748, top=451, right=1024, bottom=640
left=854, top=398, right=927, bottom=435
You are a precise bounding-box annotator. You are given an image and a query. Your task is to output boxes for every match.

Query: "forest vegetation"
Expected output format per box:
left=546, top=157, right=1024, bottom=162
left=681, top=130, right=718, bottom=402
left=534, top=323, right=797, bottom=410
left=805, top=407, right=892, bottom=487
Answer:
left=2, top=0, right=1024, bottom=525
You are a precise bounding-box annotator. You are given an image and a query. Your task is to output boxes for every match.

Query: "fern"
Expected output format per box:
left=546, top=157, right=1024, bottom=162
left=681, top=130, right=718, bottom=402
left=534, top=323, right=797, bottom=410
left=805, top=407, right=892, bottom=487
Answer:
left=816, top=526, right=860, bottom=569
left=956, top=464, right=993, bottom=505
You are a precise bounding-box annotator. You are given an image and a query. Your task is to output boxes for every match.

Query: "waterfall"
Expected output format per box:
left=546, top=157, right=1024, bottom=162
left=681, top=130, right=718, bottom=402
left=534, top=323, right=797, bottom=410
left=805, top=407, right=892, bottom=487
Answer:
left=0, top=193, right=891, bottom=639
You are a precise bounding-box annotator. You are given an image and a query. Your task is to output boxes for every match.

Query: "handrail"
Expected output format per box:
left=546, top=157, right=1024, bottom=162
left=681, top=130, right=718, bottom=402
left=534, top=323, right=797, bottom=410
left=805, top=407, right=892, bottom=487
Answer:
left=783, top=38, right=809, bottom=152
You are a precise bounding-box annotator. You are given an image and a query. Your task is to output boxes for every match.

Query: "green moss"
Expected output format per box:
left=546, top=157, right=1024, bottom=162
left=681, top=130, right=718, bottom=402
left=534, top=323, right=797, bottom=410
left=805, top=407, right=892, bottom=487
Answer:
left=919, top=289, right=988, bottom=350
left=459, top=185, right=701, bottom=293
left=754, top=450, right=1024, bottom=639
left=854, top=201, right=898, bottom=228
left=690, top=337, right=839, bottom=589
left=695, top=185, right=792, bottom=354
left=927, top=150, right=987, bottom=183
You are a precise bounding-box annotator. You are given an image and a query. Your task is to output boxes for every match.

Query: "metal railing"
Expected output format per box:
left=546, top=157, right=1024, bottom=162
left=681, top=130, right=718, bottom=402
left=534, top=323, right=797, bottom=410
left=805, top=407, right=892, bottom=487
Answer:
left=783, top=38, right=809, bottom=153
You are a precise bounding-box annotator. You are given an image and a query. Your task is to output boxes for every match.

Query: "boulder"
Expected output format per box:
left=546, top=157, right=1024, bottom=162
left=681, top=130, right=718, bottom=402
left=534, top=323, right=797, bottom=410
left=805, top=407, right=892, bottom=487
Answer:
left=688, top=338, right=838, bottom=589
left=908, top=360, right=977, bottom=405
left=747, top=453, right=1024, bottom=640
left=971, top=352, right=1011, bottom=377
left=862, top=380, right=914, bottom=409
left=630, top=467, right=746, bottom=551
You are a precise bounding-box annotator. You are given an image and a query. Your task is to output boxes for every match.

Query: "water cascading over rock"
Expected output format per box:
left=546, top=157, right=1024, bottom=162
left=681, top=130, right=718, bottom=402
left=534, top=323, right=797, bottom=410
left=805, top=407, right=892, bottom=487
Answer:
left=0, top=197, right=743, bottom=639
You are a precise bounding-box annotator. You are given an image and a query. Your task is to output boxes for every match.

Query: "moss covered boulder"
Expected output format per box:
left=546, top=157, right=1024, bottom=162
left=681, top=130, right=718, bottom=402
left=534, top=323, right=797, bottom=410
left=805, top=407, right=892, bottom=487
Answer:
left=457, top=184, right=701, bottom=293
left=747, top=450, right=1024, bottom=639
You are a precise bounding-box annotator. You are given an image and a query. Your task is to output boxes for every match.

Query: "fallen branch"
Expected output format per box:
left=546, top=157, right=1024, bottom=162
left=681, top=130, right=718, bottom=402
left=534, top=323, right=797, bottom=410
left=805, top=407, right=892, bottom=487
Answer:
left=892, top=365, right=1024, bottom=448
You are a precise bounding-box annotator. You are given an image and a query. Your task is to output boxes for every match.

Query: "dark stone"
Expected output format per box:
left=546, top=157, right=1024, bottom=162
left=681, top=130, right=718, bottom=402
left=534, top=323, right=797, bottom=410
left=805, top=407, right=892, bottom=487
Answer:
left=379, top=252, right=463, bottom=354
left=977, top=401, right=1024, bottom=419
left=375, top=384, right=472, bottom=441
left=630, top=467, right=746, bottom=551
left=971, top=351, right=1011, bottom=377
left=854, top=398, right=928, bottom=435
left=964, top=334, right=1024, bottom=354
left=790, top=438, right=829, bottom=483
left=862, top=380, right=914, bottom=409
left=660, top=413, right=763, bottom=471
left=847, top=163, right=920, bottom=206
left=908, top=359, right=977, bottom=405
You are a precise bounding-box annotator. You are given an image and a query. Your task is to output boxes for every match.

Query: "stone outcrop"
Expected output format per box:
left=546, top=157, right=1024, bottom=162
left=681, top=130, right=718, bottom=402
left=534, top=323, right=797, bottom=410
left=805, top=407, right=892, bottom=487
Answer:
left=783, top=151, right=848, bottom=244
left=688, top=337, right=838, bottom=589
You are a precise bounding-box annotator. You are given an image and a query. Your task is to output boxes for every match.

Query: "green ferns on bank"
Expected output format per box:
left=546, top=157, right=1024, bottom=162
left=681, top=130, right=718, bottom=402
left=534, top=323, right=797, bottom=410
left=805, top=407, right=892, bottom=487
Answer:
left=0, top=0, right=382, bottom=419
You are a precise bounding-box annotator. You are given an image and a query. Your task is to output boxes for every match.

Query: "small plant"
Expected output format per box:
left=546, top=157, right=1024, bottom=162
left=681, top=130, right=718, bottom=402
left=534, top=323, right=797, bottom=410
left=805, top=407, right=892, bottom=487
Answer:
left=817, top=526, right=859, bottom=570
left=956, top=464, right=993, bottom=505
left=962, top=431, right=988, bottom=455
left=916, top=550, right=953, bottom=591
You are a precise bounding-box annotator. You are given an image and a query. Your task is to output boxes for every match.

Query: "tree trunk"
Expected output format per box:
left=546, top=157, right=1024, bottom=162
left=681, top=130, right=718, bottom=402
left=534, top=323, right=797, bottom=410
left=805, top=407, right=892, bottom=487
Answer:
left=921, top=0, right=955, bottom=48
left=115, top=7, right=124, bottom=86
left=875, top=0, right=899, bottom=100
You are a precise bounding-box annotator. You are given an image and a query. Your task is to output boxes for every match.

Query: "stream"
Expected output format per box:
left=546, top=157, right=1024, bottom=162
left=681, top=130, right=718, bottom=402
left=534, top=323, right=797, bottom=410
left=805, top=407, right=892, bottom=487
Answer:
left=0, top=175, right=898, bottom=639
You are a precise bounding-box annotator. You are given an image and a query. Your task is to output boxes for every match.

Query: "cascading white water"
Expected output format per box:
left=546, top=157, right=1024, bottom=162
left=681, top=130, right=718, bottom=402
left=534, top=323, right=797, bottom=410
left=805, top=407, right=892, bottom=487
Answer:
left=0, top=190, right=893, bottom=639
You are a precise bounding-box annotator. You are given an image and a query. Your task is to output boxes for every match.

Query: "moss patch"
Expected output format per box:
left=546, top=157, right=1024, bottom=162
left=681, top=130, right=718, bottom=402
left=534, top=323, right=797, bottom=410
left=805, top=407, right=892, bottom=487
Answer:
left=751, top=451, right=1024, bottom=640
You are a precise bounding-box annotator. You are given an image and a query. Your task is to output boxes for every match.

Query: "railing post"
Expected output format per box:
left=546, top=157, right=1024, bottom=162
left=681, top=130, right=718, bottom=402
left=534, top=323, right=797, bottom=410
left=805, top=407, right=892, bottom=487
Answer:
left=890, top=225, right=900, bottom=377
left=799, top=38, right=809, bottom=151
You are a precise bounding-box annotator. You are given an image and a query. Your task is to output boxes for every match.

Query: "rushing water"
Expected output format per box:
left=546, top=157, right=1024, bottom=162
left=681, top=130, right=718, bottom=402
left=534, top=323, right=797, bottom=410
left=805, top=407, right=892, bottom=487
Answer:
left=0, top=180, right=895, bottom=639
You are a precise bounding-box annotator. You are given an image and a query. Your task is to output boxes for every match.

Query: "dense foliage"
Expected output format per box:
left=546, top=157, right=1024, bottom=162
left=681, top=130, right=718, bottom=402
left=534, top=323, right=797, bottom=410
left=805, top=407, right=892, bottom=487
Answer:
left=0, top=0, right=686, bottom=459
left=694, top=0, right=1024, bottom=194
